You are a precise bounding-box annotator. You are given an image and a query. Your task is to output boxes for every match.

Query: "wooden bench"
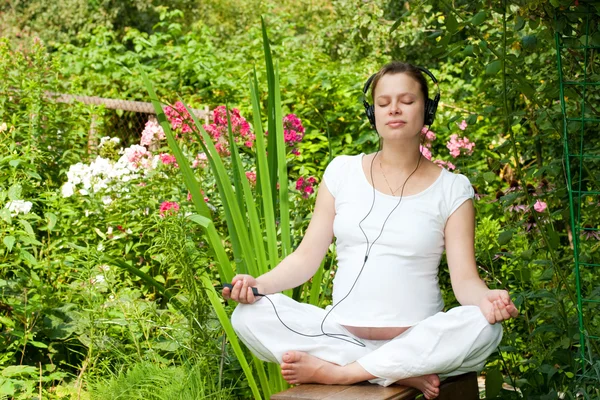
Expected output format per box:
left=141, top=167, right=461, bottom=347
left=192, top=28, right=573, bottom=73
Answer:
left=270, top=372, right=478, bottom=400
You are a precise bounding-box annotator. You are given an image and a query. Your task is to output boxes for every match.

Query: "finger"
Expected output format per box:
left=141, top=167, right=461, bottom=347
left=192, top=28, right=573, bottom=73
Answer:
left=247, top=286, right=255, bottom=304
left=501, top=291, right=511, bottom=305
left=496, top=301, right=511, bottom=320
left=222, top=287, right=231, bottom=300
left=239, top=279, right=249, bottom=303
left=507, top=304, right=519, bottom=318
left=231, top=280, right=243, bottom=302
left=493, top=302, right=503, bottom=324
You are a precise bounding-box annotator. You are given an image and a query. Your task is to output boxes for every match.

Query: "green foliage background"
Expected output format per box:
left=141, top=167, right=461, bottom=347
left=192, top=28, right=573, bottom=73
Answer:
left=1, top=0, right=600, bottom=398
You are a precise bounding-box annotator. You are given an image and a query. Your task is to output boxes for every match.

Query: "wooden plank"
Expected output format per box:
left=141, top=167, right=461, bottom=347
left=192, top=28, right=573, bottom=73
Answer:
left=270, top=383, right=417, bottom=400
left=271, top=372, right=479, bottom=400
left=270, top=384, right=349, bottom=399
left=323, top=384, right=418, bottom=400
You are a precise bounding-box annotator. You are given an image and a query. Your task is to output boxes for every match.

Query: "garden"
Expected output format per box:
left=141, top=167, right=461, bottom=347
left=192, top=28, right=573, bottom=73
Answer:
left=0, top=0, right=599, bottom=398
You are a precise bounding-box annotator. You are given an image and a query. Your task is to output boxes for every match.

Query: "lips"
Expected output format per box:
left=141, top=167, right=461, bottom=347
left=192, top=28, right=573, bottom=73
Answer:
left=387, top=120, right=407, bottom=127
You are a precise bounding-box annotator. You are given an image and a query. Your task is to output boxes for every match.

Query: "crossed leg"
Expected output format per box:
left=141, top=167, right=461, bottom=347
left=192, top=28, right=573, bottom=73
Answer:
left=231, top=294, right=501, bottom=399
left=280, top=351, right=441, bottom=399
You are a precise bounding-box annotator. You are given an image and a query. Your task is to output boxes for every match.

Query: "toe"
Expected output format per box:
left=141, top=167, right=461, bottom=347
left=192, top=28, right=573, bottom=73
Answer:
left=282, top=352, right=294, bottom=363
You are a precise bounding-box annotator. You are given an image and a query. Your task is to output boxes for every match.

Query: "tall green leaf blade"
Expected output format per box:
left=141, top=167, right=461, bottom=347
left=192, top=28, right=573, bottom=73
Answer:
left=309, top=258, right=326, bottom=306
left=250, top=72, right=278, bottom=272
left=273, top=62, right=291, bottom=258
left=200, top=275, right=262, bottom=400
left=261, top=17, right=279, bottom=207
left=252, top=357, right=271, bottom=400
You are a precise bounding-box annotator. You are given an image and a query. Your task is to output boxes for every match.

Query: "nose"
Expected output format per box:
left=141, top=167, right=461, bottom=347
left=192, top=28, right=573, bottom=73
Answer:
left=389, top=100, right=401, bottom=114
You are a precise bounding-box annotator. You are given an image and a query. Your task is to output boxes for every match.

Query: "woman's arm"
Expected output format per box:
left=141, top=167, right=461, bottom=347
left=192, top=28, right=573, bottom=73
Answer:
left=445, top=200, right=518, bottom=323
left=225, top=181, right=336, bottom=303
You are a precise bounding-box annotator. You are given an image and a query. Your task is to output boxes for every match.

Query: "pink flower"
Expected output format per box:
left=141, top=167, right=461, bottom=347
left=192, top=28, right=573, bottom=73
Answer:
left=459, top=120, right=468, bottom=131
left=192, top=153, right=208, bottom=168
left=421, top=126, right=437, bottom=144
left=508, top=204, right=528, bottom=212
left=140, top=119, right=165, bottom=146
left=123, top=145, right=151, bottom=168
left=296, top=176, right=317, bottom=199
left=246, top=171, right=257, bottom=186
left=420, top=145, right=432, bottom=160
left=446, top=134, right=475, bottom=158
left=164, top=101, right=193, bottom=135
left=433, top=159, right=456, bottom=171
left=201, top=106, right=253, bottom=155
left=159, top=201, right=180, bottom=217
left=533, top=200, right=547, bottom=213
left=159, top=153, right=178, bottom=167
left=582, top=230, right=600, bottom=241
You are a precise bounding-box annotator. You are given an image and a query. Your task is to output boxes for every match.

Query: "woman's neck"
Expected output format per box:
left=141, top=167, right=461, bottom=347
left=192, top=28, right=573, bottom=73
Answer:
left=378, top=139, right=422, bottom=173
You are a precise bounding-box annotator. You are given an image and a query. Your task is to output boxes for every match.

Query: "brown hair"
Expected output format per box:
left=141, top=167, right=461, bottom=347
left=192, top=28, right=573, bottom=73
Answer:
left=370, top=61, right=429, bottom=102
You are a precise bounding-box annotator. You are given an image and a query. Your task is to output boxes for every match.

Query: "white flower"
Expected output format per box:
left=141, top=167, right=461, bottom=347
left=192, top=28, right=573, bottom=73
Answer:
left=5, top=200, right=33, bottom=216
left=61, top=182, right=75, bottom=197
left=98, top=264, right=110, bottom=272
left=90, top=275, right=105, bottom=285
left=107, top=226, right=113, bottom=235
left=0, top=122, right=7, bottom=132
left=102, top=196, right=112, bottom=205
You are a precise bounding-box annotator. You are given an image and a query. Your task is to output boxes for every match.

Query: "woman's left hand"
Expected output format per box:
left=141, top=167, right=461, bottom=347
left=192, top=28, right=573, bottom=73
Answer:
left=479, top=290, right=519, bottom=324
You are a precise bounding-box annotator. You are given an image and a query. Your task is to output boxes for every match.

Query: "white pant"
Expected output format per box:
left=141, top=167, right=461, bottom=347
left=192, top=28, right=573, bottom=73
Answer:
left=231, top=294, right=502, bottom=387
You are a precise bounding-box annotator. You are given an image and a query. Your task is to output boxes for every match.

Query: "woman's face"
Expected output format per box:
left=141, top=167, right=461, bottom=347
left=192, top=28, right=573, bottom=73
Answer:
left=373, top=72, right=425, bottom=141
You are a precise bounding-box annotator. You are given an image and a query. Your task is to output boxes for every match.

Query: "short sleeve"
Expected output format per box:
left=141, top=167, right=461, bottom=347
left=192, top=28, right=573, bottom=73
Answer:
left=446, top=174, right=475, bottom=218
left=322, top=156, right=349, bottom=198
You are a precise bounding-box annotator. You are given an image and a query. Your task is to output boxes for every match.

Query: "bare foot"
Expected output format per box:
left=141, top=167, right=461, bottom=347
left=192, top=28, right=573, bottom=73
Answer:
left=397, top=374, right=441, bottom=399
left=280, top=351, right=346, bottom=385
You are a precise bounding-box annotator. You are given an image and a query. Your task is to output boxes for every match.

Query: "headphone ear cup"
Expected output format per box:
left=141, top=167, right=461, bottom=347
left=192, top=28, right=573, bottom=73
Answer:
left=366, top=105, right=376, bottom=128
left=424, top=97, right=439, bottom=126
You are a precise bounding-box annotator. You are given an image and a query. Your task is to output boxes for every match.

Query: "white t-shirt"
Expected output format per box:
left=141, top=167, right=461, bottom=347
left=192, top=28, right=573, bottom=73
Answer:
left=323, top=154, right=475, bottom=327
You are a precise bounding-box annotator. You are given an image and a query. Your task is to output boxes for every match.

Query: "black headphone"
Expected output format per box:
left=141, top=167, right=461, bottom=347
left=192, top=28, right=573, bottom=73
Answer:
left=362, top=66, right=441, bottom=128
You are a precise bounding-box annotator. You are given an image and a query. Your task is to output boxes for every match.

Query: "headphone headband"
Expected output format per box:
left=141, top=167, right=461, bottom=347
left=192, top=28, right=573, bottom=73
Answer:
left=362, top=65, right=441, bottom=128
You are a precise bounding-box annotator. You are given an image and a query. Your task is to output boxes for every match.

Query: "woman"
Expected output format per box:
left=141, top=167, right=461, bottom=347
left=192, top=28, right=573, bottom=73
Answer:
left=222, top=61, right=518, bottom=399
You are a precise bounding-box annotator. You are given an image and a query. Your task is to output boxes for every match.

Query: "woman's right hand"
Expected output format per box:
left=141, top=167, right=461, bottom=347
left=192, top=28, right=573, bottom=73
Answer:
left=222, top=274, right=264, bottom=304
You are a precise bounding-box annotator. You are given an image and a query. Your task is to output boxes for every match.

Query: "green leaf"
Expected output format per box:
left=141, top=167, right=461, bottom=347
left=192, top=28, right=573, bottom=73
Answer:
left=498, top=230, right=513, bottom=245
left=591, top=32, right=600, bottom=47
left=514, top=15, right=525, bottom=31
left=29, top=340, right=48, bottom=348
left=485, top=60, right=502, bottom=75
left=3, top=236, right=15, bottom=252
left=19, top=219, right=34, bottom=236
left=7, top=184, right=22, bottom=201
left=520, top=249, right=533, bottom=260
left=483, top=172, right=496, bottom=183
left=471, top=11, right=487, bottom=26
left=20, top=250, right=37, bottom=265
left=94, top=228, right=106, bottom=240
left=44, top=212, right=57, bottom=231
left=539, top=267, right=554, bottom=281
left=485, top=368, right=504, bottom=398
left=547, top=230, right=560, bottom=248
left=2, top=365, right=38, bottom=378
left=446, top=13, right=458, bottom=34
